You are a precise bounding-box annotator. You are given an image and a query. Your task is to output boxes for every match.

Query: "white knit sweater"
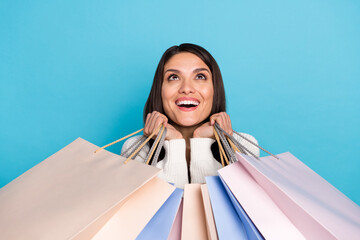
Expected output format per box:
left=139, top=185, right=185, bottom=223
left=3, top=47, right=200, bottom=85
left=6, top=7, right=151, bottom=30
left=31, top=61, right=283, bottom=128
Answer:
left=121, top=133, right=260, bottom=189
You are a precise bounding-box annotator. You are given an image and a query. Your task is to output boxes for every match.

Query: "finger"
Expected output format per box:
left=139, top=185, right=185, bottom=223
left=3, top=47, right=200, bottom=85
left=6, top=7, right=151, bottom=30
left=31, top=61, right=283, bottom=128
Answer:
left=151, top=113, right=168, bottom=135
left=144, top=114, right=151, bottom=136
left=158, top=114, right=167, bottom=129
left=212, top=115, right=223, bottom=130
left=219, top=113, right=227, bottom=130
left=144, top=113, right=151, bottom=135
left=148, top=112, right=159, bottom=135
left=221, top=112, right=229, bottom=132
left=154, top=115, right=166, bottom=133
left=145, top=111, right=156, bottom=135
left=221, top=112, right=230, bottom=134
left=148, top=112, right=160, bottom=134
left=226, top=113, right=233, bottom=135
left=223, top=113, right=232, bottom=135
left=210, top=113, right=220, bottom=125
left=162, top=116, right=168, bottom=128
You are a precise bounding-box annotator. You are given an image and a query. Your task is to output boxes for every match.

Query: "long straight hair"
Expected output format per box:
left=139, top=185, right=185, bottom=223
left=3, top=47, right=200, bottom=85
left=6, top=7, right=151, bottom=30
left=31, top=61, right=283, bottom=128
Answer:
left=143, top=44, right=226, bottom=165
left=143, top=43, right=226, bottom=122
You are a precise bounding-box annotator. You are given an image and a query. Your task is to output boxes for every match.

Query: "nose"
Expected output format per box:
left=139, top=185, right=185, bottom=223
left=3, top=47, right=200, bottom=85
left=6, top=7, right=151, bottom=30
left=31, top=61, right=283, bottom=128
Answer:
left=178, top=79, right=195, bottom=94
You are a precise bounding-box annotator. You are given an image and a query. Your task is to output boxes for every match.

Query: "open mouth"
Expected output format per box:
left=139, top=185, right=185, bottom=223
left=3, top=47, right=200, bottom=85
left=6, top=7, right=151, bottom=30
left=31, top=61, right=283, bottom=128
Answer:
left=175, top=99, right=200, bottom=111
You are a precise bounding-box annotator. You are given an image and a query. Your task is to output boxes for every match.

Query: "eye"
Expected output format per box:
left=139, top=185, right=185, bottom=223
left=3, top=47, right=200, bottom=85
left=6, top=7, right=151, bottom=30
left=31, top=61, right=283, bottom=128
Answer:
left=168, top=74, right=179, bottom=81
left=196, top=73, right=206, bottom=80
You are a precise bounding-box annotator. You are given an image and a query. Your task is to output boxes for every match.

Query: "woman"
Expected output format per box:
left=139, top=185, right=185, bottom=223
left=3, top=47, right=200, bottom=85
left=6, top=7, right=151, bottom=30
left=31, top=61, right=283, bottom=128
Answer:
left=121, top=43, right=259, bottom=188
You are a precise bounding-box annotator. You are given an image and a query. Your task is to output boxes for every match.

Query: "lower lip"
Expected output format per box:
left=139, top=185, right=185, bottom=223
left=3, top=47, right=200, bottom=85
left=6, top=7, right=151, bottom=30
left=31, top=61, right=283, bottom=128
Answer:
left=177, top=105, right=199, bottom=112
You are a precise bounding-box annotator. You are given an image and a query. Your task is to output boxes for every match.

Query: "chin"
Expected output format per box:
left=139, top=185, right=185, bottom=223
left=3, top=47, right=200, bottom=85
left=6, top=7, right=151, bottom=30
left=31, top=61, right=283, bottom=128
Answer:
left=175, top=118, right=204, bottom=127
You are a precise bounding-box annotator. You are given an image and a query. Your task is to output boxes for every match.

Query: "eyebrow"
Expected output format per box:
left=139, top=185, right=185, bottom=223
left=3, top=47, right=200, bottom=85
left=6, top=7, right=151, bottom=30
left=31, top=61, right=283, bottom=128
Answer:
left=164, top=68, right=211, bottom=74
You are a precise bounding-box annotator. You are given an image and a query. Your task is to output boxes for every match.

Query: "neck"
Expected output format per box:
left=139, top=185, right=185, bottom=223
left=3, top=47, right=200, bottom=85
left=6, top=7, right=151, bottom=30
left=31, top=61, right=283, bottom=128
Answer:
left=170, top=121, right=203, bottom=175
left=171, top=122, right=202, bottom=142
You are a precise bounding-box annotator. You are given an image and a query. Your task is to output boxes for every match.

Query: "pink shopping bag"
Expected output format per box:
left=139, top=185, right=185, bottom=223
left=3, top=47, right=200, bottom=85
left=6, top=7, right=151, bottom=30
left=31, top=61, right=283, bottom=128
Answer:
left=227, top=152, right=360, bottom=240
left=168, top=199, right=183, bottom=240
left=218, top=158, right=306, bottom=239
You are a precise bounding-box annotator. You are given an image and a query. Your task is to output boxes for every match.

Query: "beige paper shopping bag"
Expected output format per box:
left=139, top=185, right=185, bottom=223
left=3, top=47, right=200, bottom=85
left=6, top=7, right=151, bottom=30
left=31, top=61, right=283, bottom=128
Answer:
left=182, top=184, right=208, bottom=240
left=200, top=184, right=218, bottom=240
left=0, top=137, right=161, bottom=240
left=92, top=176, right=175, bottom=240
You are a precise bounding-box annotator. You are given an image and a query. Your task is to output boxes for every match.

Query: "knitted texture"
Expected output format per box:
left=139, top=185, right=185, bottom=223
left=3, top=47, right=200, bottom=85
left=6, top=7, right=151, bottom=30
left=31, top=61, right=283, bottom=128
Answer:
left=121, top=132, right=260, bottom=189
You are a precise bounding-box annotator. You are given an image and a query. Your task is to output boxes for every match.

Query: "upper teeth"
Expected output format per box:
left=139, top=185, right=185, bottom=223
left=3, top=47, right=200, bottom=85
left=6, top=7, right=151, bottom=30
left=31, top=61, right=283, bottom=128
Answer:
left=176, top=100, right=199, bottom=106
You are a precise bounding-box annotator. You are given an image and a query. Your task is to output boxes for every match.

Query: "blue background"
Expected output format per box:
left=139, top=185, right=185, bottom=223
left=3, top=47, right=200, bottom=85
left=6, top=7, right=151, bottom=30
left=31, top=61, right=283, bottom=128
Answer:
left=1, top=0, right=359, bottom=204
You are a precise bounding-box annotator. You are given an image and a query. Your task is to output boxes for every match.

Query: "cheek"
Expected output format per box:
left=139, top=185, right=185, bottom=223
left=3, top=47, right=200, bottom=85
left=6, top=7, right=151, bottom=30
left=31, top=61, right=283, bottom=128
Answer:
left=161, top=84, right=175, bottom=108
left=161, top=83, right=168, bottom=101
left=202, top=85, right=214, bottom=104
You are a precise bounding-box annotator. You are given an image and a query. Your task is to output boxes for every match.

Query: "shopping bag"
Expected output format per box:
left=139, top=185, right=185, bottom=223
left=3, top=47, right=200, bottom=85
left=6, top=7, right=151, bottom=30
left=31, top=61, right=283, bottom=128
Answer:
left=0, top=137, right=164, bottom=240
left=168, top=199, right=183, bottom=240
left=231, top=152, right=360, bottom=240
left=200, top=184, right=218, bottom=240
left=218, top=159, right=306, bottom=240
left=182, top=184, right=208, bottom=240
left=219, top=177, right=264, bottom=240
left=92, top=176, right=175, bottom=240
left=206, top=176, right=248, bottom=240
left=136, top=188, right=183, bottom=240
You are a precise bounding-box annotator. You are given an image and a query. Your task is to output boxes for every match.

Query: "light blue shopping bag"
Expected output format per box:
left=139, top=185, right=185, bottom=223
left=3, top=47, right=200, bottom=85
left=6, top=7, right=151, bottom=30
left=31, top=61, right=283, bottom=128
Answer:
left=136, top=188, right=183, bottom=240
left=219, top=176, right=264, bottom=240
left=206, top=176, right=248, bottom=240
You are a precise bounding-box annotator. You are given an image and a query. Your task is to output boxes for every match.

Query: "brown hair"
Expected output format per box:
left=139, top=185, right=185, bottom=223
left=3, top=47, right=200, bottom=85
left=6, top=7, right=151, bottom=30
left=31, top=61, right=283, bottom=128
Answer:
left=143, top=43, right=226, bottom=123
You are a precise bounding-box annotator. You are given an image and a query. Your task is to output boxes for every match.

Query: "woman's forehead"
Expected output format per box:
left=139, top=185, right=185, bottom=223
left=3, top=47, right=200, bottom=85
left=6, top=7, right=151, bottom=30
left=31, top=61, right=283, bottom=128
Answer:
left=164, top=52, right=210, bottom=72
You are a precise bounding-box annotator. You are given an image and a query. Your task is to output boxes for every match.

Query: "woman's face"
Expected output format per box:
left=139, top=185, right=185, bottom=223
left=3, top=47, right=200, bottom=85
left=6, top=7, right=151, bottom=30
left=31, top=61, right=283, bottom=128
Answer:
left=162, top=52, right=214, bottom=127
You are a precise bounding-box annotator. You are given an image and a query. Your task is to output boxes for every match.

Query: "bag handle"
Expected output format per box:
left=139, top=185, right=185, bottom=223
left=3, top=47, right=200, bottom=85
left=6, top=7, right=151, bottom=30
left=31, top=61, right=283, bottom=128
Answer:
left=124, top=125, right=164, bottom=164
left=95, top=128, right=144, bottom=153
left=145, top=125, right=166, bottom=165
left=95, top=124, right=165, bottom=164
left=213, top=123, right=279, bottom=164
left=214, top=123, right=260, bottom=161
left=213, top=127, right=229, bottom=167
left=149, top=126, right=167, bottom=166
left=121, top=135, right=147, bottom=158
